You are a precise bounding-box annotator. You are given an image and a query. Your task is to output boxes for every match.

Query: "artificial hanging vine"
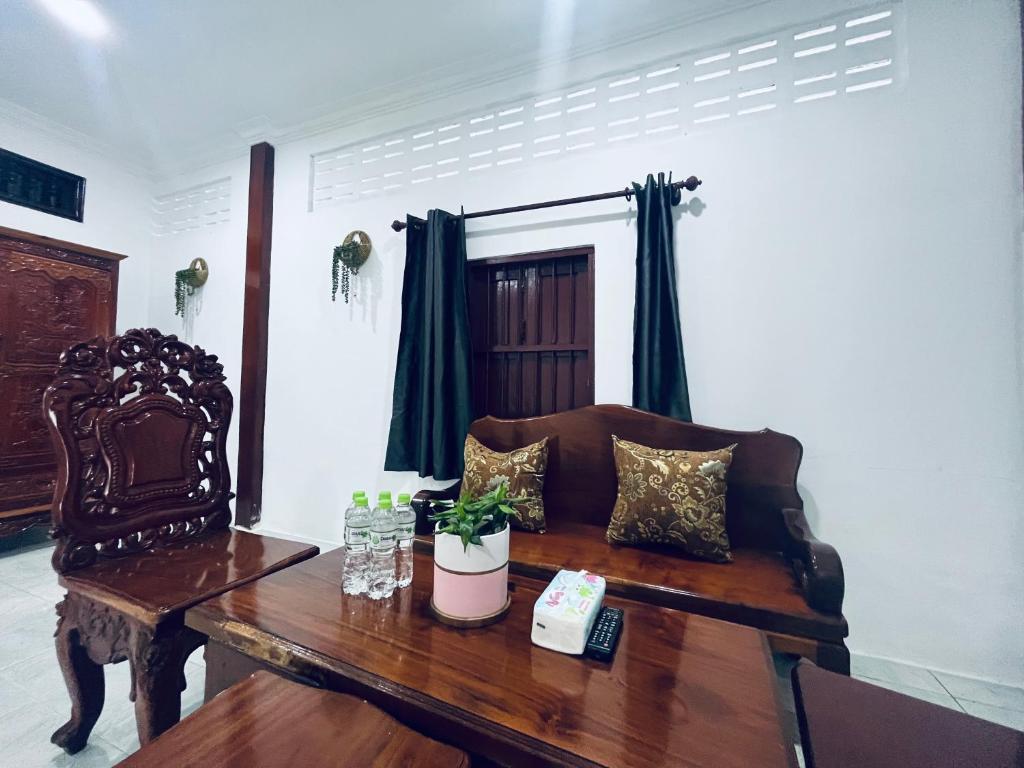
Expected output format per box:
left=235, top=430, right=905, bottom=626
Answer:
left=331, top=242, right=360, bottom=303
left=174, top=258, right=209, bottom=317
left=331, top=231, right=372, bottom=303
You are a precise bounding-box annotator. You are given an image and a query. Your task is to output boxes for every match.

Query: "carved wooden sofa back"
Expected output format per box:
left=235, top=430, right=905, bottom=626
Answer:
left=43, top=328, right=233, bottom=573
left=469, top=404, right=804, bottom=550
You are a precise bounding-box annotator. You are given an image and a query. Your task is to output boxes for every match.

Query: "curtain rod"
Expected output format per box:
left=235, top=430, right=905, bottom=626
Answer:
left=389, top=175, right=702, bottom=232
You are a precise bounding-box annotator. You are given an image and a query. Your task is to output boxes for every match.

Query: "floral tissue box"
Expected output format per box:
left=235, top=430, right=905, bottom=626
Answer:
left=531, top=569, right=606, bottom=655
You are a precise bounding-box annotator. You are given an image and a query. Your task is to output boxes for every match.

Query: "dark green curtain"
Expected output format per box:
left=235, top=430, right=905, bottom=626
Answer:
left=384, top=209, right=474, bottom=480
left=632, top=172, right=692, bottom=422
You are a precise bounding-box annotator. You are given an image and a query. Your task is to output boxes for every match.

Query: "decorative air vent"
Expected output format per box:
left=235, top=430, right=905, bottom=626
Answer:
left=309, top=3, right=901, bottom=211
left=152, top=178, right=231, bottom=237
left=0, top=147, right=86, bottom=221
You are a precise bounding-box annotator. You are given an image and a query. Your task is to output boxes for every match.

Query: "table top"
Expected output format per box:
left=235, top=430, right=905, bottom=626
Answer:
left=60, top=528, right=319, bottom=624
left=117, top=671, right=469, bottom=768
left=186, top=549, right=793, bottom=768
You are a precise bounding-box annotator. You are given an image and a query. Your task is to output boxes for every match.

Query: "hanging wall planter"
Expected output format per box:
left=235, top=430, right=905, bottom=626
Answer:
left=174, top=257, right=209, bottom=317
left=331, top=230, right=371, bottom=304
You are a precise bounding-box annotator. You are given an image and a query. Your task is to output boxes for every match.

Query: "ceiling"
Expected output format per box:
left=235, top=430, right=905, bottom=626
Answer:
left=1, top=1, right=760, bottom=177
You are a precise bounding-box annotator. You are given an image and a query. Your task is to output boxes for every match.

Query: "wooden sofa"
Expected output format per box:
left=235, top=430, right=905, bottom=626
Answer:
left=413, top=404, right=849, bottom=673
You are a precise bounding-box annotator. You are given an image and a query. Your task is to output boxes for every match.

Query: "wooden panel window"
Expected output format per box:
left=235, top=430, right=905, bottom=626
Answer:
left=468, top=246, right=594, bottom=419
left=0, top=148, right=86, bottom=222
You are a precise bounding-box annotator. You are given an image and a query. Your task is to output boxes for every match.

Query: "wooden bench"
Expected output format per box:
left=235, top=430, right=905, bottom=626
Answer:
left=117, top=671, right=470, bottom=767
left=793, top=659, right=1024, bottom=767
left=414, top=404, right=849, bottom=672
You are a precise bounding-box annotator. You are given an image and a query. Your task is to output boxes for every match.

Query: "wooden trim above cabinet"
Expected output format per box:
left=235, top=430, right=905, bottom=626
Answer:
left=0, top=226, right=122, bottom=337
left=0, top=225, right=128, bottom=263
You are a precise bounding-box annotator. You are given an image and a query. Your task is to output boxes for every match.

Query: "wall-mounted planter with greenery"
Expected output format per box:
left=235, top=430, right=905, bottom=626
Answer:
left=174, top=257, right=209, bottom=317
left=331, top=230, right=371, bottom=304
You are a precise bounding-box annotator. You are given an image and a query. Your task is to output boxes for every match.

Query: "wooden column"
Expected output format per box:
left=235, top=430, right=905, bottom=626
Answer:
left=236, top=142, right=274, bottom=527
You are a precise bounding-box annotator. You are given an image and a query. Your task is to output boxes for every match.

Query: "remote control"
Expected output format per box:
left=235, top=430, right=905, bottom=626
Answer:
left=584, top=606, right=624, bottom=662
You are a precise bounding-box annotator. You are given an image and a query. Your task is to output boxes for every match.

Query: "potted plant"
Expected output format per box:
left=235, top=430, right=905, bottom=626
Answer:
left=428, top=478, right=525, bottom=627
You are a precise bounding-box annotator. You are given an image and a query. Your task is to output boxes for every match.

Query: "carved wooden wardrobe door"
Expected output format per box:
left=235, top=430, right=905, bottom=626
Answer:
left=0, top=226, right=121, bottom=536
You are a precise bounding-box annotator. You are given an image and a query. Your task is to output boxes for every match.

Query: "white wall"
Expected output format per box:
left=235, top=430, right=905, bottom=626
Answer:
left=135, top=0, right=1024, bottom=686
left=147, top=159, right=250, bottom=491
left=0, top=109, right=154, bottom=327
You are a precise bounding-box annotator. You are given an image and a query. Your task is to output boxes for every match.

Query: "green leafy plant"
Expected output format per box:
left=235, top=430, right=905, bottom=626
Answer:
left=331, top=241, right=363, bottom=304
left=174, top=268, right=203, bottom=317
left=429, top=479, right=527, bottom=552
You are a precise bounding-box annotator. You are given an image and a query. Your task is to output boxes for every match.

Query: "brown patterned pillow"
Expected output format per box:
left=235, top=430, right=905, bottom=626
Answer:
left=462, top=434, right=548, bottom=532
left=606, top=436, right=736, bottom=562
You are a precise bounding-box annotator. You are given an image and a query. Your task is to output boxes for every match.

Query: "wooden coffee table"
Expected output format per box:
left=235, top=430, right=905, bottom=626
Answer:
left=185, top=550, right=795, bottom=768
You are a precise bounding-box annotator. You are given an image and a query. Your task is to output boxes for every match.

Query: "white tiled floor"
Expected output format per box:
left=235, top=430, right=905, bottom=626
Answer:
left=850, top=652, right=1024, bottom=730
left=0, top=534, right=1020, bottom=767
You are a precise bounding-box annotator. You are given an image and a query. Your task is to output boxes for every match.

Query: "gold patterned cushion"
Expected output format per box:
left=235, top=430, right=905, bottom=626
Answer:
left=606, top=436, right=736, bottom=562
left=461, top=434, right=548, bottom=532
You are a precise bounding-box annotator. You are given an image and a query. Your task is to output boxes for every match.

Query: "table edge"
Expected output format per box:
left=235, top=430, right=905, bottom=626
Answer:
left=186, top=603, right=606, bottom=768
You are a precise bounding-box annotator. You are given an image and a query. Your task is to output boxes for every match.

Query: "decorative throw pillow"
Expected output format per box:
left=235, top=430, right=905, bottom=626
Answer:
left=461, top=434, right=549, bottom=532
left=606, top=436, right=736, bottom=562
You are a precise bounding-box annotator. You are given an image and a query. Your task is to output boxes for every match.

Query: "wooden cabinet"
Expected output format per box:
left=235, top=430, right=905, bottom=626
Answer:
left=0, top=226, right=122, bottom=536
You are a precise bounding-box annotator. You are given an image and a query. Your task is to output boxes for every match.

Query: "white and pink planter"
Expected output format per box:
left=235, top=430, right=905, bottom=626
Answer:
left=430, top=526, right=511, bottom=627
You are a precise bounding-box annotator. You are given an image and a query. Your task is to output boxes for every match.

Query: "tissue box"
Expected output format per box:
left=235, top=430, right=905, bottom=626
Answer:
left=531, top=569, right=606, bottom=655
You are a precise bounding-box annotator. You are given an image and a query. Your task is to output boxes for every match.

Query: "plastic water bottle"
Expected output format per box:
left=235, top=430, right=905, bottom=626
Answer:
left=342, top=494, right=371, bottom=595
left=344, top=489, right=366, bottom=535
left=394, top=493, right=416, bottom=588
left=367, top=494, right=396, bottom=599
left=344, top=490, right=366, bottom=527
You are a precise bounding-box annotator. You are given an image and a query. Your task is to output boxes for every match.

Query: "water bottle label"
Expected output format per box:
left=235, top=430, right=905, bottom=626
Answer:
left=370, top=531, right=396, bottom=547
left=396, top=524, right=414, bottom=542
left=346, top=527, right=370, bottom=545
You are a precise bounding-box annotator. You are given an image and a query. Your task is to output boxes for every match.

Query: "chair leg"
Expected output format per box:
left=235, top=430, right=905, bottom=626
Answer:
left=51, top=607, right=106, bottom=755
left=129, top=628, right=185, bottom=746
left=178, top=631, right=206, bottom=693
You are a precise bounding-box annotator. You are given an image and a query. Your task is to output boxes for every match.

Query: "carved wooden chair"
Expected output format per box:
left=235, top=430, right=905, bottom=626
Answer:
left=42, top=328, right=318, bottom=754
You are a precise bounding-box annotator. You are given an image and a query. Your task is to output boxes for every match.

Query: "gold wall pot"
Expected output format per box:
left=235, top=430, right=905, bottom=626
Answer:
left=189, top=257, right=210, bottom=286
left=340, top=231, right=372, bottom=270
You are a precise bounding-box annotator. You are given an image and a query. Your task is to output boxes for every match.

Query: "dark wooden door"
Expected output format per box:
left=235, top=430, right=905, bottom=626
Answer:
left=468, top=246, right=594, bottom=419
left=0, top=226, right=121, bottom=535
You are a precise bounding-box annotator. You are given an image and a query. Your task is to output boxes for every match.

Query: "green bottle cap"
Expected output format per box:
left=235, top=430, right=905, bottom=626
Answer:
left=353, top=491, right=366, bottom=501
left=379, top=498, right=392, bottom=509
left=397, top=493, right=411, bottom=505
left=355, top=497, right=369, bottom=508
left=378, top=490, right=392, bottom=500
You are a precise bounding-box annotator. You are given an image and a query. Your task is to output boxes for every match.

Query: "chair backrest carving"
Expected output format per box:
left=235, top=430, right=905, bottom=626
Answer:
left=469, top=404, right=804, bottom=549
left=44, top=328, right=233, bottom=573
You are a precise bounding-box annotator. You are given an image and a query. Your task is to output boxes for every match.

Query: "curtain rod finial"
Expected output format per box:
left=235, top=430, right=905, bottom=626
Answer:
left=391, top=219, right=407, bottom=232
left=682, top=176, right=701, bottom=192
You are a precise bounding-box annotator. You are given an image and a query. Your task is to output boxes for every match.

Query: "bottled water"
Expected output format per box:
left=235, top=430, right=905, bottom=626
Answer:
left=342, top=495, right=371, bottom=595
left=394, top=493, right=416, bottom=588
left=344, top=490, right=366, bottom=527
left=367, top=494, right=397, bottom=599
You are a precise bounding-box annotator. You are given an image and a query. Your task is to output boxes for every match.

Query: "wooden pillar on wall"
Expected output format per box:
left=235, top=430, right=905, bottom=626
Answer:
left=236, top=142, right=274, bottom=527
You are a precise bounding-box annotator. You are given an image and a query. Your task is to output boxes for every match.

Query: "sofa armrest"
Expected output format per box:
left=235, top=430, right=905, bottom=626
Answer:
left=781, top=507, right=845, bottom=616
left=411, top=483, right=461, bottom=535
